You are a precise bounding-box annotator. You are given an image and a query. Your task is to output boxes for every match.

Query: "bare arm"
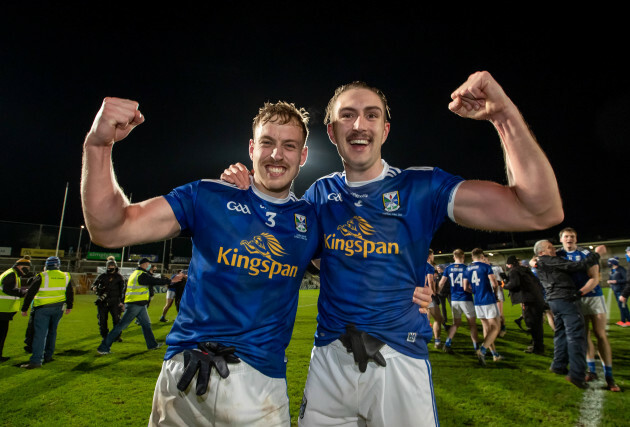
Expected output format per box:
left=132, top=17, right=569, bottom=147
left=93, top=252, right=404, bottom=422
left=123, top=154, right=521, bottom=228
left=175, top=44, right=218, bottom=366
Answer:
left=579, top=264, right=601, bottom=295
left=489, top=274, right=499, bottom=292
left=449, top=71, right=563, bottom=231
left=81, top=97, right=180, bottom=248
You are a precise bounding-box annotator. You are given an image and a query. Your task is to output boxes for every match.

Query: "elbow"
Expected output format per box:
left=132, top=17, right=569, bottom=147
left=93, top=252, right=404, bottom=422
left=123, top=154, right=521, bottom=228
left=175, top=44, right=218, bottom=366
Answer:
left=530, top=206, right=564, bottom=231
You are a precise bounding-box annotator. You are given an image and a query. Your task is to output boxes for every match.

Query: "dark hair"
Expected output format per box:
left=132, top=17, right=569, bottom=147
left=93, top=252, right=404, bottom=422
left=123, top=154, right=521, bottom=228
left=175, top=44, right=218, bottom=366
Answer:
left=471, top=248, right=485, bottom=259
left=324, top=81, right=391, bottom=125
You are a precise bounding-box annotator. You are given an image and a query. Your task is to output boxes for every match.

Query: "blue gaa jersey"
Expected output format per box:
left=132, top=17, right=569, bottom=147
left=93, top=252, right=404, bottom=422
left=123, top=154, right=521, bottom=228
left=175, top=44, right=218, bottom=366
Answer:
left=444, top=263, right=471, bottom=302
left=303, top=160, right=464, bottom=359
left=465, top=262, right=496, bottom=306
left=162, top=179, right=320, bottom=378
left=557, top=247, right=603, bottom=297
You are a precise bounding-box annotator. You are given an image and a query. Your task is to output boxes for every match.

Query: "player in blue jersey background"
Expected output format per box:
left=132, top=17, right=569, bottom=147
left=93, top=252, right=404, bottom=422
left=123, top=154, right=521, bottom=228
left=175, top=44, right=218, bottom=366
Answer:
left=438, top=248, right=478, bottom=353
left=81, top=98, right=322, bottom=425
left=464, top=248, right=502, bottom=365
left=557, top=227, right=619, bottom=391
left=222, top=71, right=564, bottom=426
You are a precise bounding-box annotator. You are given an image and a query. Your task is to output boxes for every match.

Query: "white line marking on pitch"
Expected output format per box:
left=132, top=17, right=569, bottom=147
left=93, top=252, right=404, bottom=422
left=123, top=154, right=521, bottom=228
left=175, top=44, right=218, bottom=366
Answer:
left=576, top=378, right=605, bottom=427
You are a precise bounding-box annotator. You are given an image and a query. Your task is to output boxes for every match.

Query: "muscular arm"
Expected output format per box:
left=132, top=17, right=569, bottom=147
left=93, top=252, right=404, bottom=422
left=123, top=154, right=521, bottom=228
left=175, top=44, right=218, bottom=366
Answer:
left=81, top=98, right=181, bottom=248
left=449, top=72, right=563, bottom=231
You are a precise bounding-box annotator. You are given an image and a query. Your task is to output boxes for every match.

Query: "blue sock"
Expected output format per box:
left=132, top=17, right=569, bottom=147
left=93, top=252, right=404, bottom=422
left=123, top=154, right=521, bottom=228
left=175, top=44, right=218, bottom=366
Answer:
left=491, top=350, right=499, bottom=357
left=480, top=346, right=487, bottom=355
left=473, top=342, right=478, bottom=350
left=587, top=359, right=596, bottom=373
left=603, top=365, right=613, bottom=379
left=445, top=338, right=452, bottom=347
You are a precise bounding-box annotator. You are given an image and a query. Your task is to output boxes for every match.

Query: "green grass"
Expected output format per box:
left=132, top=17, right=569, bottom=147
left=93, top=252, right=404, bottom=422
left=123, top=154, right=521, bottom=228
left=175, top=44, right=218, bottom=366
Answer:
left=0, top=289, right=628, bottom=426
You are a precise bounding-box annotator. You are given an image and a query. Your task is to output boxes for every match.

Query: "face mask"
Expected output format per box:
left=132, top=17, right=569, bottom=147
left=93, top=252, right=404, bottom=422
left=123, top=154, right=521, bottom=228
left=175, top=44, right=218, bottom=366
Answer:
left=20, top=267, right=30, bottom=275
left=107, top=268, right=115, bottom=273
left=147, top=264, right=152, bottom=272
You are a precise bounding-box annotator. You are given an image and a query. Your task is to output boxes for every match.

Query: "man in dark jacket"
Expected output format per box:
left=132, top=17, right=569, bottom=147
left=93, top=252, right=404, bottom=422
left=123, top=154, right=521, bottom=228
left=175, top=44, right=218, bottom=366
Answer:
left=92, top=256, right=125, bottom=341
left=504, top=255, right=545, bottom=354
left=532, top=240, right=604, bottom=389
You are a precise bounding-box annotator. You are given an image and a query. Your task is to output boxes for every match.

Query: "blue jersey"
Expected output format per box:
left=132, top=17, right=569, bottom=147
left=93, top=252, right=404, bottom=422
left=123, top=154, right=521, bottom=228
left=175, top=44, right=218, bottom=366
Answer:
left=162, top=179, right=320, bottom=378
left=303, top=161, right=464, bottom=359
left=465, top=262, right=496, bottom=306
left=444, top=263, right=471, bottom=302
left=557, top=247, right=602, bottom=297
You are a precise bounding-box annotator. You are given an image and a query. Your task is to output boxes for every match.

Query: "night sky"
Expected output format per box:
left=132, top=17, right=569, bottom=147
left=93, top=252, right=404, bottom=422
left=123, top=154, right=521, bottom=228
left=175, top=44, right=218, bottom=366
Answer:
left=2, top=10, right=627, bottom=253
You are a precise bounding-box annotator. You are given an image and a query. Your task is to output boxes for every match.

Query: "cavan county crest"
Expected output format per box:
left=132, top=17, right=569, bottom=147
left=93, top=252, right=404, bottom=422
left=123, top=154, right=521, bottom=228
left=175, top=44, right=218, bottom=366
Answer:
left=295, top=214, right=307, bottom=233
left=382, top=191, right=400, bottom=212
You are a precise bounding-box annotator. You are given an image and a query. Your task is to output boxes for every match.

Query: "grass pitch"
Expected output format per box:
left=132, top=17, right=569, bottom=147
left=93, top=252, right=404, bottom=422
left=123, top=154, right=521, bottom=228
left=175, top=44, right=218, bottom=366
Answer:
left=0, top=289, right=627, bottom=426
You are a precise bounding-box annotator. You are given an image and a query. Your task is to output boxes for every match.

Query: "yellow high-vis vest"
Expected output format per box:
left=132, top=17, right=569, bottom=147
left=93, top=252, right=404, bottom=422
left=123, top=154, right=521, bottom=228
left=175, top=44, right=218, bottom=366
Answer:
left=0, top=268, right=21, bottom=313
left=124, top=269, right=150, bottom=303
left=33, top=270, right=70, bottom=307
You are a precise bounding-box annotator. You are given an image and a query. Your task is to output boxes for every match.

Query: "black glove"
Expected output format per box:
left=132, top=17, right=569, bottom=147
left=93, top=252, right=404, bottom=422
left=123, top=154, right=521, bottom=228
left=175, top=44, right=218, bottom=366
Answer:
left=339, top=324, right=386, bottom=373
left=176, top=342, right=241, bottom=396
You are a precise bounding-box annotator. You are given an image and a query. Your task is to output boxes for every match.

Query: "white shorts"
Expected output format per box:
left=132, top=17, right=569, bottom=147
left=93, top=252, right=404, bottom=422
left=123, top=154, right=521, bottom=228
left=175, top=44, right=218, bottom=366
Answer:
left=475, top=303, right=499, bottom=320
left=451, top=300, right=476, bottom=320
left=166, top=290, right=176, bottom=300
left=495, top=287, right=504, bottom=302
left=298, top=340, right=438, bottom=427
left=580, top=295, right=607, bottom=316
left=149, top=351, right=290, bottom=426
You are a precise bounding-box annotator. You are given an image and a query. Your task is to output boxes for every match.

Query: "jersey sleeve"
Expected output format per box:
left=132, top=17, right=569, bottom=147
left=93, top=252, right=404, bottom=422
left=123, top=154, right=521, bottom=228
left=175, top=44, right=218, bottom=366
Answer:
left=430, top=167, right=464, bottom=229
left=163, top=180, right=199, bottom=232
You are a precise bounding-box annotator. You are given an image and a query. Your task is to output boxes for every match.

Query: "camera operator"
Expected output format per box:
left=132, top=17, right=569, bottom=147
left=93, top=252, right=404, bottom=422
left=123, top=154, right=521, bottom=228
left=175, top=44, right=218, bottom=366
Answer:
left=92, top=257, right=125, bottom=342
left=504, top=256, right=545, bottom=354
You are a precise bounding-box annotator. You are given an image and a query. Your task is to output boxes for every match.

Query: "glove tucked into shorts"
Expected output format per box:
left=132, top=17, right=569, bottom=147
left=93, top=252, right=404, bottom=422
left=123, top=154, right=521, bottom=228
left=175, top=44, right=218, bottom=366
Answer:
left=339, top=324, right=386, bottom=373
left=176, top=342, right=241, bottom=396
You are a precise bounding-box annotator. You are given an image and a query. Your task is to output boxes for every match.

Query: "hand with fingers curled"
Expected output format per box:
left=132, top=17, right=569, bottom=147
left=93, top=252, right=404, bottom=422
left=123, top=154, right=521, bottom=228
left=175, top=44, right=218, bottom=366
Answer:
left=220, top=162, right=252, bottom=189
left=447, top=71, right=513, bottom=121
left=413, top=285, right=432, bottom=314
left=176, top=342, right=241, bottom=396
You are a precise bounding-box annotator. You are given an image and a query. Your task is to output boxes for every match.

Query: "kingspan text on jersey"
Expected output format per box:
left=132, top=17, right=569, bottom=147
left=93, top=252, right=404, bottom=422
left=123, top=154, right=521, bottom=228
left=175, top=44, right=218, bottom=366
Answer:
left=324, top=234, right=400, bottom=258
left=217, top=247, right=298, bottom=279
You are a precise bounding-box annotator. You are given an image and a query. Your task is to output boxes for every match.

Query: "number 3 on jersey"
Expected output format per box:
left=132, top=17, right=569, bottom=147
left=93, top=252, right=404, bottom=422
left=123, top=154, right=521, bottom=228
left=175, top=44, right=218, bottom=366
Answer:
left=265, top=212, right=276, bottom=227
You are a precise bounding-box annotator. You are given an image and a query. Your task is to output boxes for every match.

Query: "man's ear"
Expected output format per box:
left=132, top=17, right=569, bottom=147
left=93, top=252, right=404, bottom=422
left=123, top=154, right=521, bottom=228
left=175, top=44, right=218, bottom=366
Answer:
left=300, top=145, right=308, bottom=167
left=327, top=124, right=337, bottom=146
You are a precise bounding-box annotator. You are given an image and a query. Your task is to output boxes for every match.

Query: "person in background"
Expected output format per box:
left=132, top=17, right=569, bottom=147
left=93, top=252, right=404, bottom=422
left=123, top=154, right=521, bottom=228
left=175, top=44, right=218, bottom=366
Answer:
left=92, top=256, right=125, bottom=341
left=607, top=257, right=629, bottom=327
left=0, top=258, right=31, bottom=362
left=504, top=255, right=545, bottom=354
left=97, top=258, right=178, bottom=355
left=20, top=256, right=74, bottom=369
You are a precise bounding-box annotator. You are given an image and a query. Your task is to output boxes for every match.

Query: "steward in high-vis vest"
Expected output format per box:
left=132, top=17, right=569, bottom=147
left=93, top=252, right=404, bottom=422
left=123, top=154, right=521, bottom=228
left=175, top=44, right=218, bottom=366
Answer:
left=0, top=258, right=31, bottom=362
left=20, top=256, right=74, bottom=369
left=97, top=258, right=180, bottom=355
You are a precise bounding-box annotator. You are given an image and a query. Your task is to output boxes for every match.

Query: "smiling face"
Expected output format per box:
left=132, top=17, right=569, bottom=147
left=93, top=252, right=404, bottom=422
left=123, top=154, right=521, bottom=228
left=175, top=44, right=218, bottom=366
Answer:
left=249, top=117, right=307, bottom=198
left=540, top=241, right=557, bottom=256
left=327, top=88, right=390, bottom=181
